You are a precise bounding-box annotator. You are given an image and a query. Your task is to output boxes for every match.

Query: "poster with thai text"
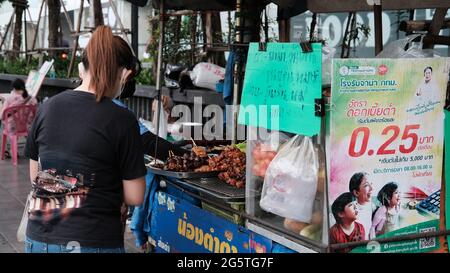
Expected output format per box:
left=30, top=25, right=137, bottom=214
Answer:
left=329, top=58, right=449, bottom=253
left=238, top=43, right=322, bottom=136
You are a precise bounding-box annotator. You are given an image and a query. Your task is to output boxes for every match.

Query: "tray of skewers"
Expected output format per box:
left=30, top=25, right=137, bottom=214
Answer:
left=145, top=145, right=247, bottom=188
left=145, top=147, right=220, bottom=179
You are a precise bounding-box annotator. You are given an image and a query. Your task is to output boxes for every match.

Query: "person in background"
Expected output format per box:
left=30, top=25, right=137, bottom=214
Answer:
left=24, top=26, right=147, bottom=253
left=0, top=78, right=38, bottom=158
left=0, top=78, right=38, bottom=125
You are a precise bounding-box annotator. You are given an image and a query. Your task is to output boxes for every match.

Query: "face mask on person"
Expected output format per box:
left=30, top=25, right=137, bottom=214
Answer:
left=114, top=68, right=133, bottom=99
left=78, top=62, right=86, bottom=80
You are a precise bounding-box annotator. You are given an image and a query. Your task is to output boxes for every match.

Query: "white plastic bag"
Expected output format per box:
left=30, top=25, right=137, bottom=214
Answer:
left=17, top=192, right=32, bottom=243
left=251, top=130, right=291, bottom=178
left=260, top=135, right=319, bottom=222
left=139, top=117, right=155, bottom=133
left=322, top=45, right=336, bottom=86
left=152, top=99, right=168, bottom=139
left=376, top=34, right=439, bottom=58
left=190, top=62, right=225, bottom=90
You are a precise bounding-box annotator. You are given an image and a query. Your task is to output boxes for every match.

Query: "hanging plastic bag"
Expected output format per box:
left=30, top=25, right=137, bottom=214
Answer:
left=17, top=192, right=32, bottom=243
left=376, top=34, right=439, bottom=58
left=152, top=99, right=169, bottom=139
left=190, top=62, right=225, bottom=90
left=322, top=45, right=336, bottom=86
left=260, top=135, right=319, bottom=222
left=164, top=64, right=187, bottom=89
left=251, top=130, right=291, bottom=178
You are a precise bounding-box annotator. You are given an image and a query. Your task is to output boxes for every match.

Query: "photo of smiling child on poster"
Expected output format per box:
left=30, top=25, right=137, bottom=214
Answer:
left=369, top=182, right=401, bottom=239
left=349, top=172, right=376, bottom=240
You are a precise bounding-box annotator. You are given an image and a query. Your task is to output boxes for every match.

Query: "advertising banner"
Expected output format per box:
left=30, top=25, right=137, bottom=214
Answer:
left=26, top=60, right=54, bottom=97
left=149, top=191, right=272, bottom=253
left=329, top=58, right=449, bottom=253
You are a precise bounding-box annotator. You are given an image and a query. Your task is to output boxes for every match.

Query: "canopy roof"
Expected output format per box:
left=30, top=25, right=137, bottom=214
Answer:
left=149, top=0, right=307, bottom=19
left=127, top=0, right=449, bottom=19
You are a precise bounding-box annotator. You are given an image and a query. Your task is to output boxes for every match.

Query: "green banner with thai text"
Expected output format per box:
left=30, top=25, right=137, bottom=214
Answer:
left=238, top=43, right=322, bottom=136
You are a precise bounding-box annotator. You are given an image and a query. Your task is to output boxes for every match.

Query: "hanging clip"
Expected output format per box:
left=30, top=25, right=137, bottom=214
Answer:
left=315, top=98, right=325, bottom=117
left=326, top=102, right=336, bottom=113
left=300, top=41, right=313, bottom=53
left=258, top=42, right=267, bottom=52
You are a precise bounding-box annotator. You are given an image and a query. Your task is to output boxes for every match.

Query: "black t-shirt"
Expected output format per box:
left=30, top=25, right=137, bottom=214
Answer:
left=25, top=90, right=147, bottom=248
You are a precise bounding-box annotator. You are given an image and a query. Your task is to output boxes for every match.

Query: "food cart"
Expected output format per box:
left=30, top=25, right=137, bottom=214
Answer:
left=131, top=0, right=450, bottom=253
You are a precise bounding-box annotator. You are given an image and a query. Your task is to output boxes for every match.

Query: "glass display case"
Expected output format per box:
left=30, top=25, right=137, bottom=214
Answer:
left=245, top=126, right=329, bottom=253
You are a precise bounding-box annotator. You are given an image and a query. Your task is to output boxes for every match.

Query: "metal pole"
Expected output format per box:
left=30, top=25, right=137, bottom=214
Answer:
left=89, top=0, right=95, bottom=28
left=374, top=1, right=383, bottom=55
left=28, top=0, right=45, bottom=64
left=423, top=8, right=448, bottom=49
left=131, top=3, right=139, bottom=55
left=264, top=8, right=268, bottom=42
left=67, top=0, right=84, bottom=78
left=109, top=0, right=132, bottom=51
left=153, top=0, right=165, bottom=163
left=231, top=0, right=242, bottom=145
left=60, top=0, right=74, bottom=32
left=27, top=7, right=33, bottom=23
left=24, top=6, right=28, bottom=59
left=309, top=13, right=317, bottom=41
left=190, top=12, right=197, bottom=65
left=41, top=0, right=47, bottom=53
left=0, top=11, right=15, bottom=51
left=227, top=11, right=231, bottom=44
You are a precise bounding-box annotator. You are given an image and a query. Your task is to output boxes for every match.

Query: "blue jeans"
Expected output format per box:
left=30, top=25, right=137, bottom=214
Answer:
left=25, top=237, right=125, bottom=253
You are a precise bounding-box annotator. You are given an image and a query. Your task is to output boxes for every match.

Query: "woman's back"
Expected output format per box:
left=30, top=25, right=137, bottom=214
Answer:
left=25, top=90, right=146, bottom=248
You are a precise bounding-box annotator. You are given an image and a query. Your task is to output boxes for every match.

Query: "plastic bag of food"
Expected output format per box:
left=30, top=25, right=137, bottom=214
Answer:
left=251, top=130, right=290, bottom=178
left=190, top=62, right=225, bottom=90
left=259, top=135, right=319, bottom=222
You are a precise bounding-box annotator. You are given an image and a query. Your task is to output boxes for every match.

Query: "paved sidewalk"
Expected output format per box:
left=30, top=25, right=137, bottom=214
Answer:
left=0, top=143, right=141, bottom=253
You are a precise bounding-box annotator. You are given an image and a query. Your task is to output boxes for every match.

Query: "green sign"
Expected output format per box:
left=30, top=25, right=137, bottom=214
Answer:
left=445, top=109, right=450, bottom=251
left=238, top=43, right=322, bottom=136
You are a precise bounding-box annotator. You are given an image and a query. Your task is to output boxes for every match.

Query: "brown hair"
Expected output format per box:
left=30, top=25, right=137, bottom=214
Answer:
left=85, top=26, right=136, bottom=102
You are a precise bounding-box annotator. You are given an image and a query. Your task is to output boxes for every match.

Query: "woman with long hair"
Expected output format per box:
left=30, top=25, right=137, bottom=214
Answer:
left=24, top=26, right=146, bottom=253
